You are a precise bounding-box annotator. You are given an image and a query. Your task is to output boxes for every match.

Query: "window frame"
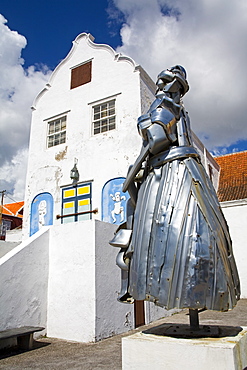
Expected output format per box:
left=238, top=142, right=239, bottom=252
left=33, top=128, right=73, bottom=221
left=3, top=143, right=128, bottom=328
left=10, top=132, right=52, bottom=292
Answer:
left=44, top=111, right=70, bottom=149
left=91, top=99, right=116, bottom=136
left=47, top=116, right=67, bottom=148
left=61, top=182, right=92, bottom=224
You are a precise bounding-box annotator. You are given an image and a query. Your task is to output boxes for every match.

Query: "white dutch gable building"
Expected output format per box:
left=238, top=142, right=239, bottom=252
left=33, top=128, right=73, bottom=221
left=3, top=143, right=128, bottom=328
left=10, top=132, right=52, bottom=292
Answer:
left=1, top=33, right=166, bottom=344
left=1, top=33, right=223, bottom=344
left=22, top=33, right=156, bottom=239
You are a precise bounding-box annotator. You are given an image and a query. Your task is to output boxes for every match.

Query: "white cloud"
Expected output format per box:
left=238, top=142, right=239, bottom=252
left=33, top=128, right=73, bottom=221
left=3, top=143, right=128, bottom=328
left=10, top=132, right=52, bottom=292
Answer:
left=0, top=148, right=29, bottom=202
left=0, top=15, right=51, bottom=201
left=111, top=0, right=247, bottom=151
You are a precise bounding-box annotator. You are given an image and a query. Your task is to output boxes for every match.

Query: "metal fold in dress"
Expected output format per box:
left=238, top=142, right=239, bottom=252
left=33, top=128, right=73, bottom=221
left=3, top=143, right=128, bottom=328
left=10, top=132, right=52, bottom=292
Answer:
left=110, top=65, right=240, bottom=312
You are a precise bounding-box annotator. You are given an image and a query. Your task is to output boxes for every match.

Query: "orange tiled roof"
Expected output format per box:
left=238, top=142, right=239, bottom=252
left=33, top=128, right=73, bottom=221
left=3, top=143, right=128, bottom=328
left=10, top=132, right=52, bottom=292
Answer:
left=215, top=151, right=247, bottom=202
left=2, top=201, right=24, bottom=218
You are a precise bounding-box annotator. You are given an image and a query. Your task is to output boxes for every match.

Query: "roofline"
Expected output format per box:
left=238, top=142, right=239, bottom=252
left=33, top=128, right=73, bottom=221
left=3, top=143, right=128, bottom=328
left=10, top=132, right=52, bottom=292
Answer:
left=137, top=65, right=156, bottom=94
left=215, top=150, right=247, bottom=159
left=31, top=33, right=142, bottom=110
left=220, top=198, right=247, bottom=208
left=2, top=203, right=24, bottom=218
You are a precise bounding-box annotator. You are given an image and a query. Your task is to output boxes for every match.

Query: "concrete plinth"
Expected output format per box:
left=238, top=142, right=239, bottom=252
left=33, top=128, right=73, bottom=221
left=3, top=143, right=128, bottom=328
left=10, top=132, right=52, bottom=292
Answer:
left=122, top=325, right=247, bottom=370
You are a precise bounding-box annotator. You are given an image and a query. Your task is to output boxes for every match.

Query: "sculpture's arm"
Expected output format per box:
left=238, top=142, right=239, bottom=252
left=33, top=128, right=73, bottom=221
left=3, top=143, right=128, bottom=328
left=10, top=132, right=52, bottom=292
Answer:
left=123, top=109, right=179, bottom=197
left=122, top=141, right=149, bottom=194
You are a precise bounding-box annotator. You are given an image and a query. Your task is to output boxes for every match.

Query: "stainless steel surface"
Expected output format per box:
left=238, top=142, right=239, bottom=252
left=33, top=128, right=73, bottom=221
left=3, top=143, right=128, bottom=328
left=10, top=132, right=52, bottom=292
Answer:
left=109, top=229, right=132, bottom=248
left=111, top=66, right=240, bottom=311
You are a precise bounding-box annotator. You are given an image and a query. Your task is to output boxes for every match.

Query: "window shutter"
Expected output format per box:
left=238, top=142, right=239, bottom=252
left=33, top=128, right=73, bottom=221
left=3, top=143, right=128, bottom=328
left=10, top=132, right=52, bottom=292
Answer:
left=70, top=61, right=92, bottom=89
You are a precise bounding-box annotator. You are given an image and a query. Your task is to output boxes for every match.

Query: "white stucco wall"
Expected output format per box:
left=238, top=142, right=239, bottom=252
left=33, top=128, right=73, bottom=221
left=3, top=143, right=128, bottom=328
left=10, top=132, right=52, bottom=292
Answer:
left=95, top=220, right=134, bottom=340
left=47, top=219, right=135, bottom=343
left=0, top=219, right=137, bottom=343
left=47, top=221, right=96, bottom=342
left=22, top=33, right=144, bottom=240
left=6, top=228, right=22, bottom=242
left=0, top=227, right=49, bottom=332
left=139, top=69, right=156, bottom=114
left=221, top=200, right=247, bottom=298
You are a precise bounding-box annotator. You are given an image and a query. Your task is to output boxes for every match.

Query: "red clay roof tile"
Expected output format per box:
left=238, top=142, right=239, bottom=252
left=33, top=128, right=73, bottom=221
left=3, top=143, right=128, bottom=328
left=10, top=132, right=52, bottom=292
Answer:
left=215, top=151, right=247, bottom=202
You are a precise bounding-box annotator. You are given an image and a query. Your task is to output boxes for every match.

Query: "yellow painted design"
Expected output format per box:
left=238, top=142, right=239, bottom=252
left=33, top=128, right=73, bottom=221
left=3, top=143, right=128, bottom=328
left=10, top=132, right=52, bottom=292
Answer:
left=78, top=199, right=90, bottom=206
left=64, top=201, right=74, bottom=209
left=64, top=189, right=76, bottom=198
left=77, top=186, right=90, bottom=195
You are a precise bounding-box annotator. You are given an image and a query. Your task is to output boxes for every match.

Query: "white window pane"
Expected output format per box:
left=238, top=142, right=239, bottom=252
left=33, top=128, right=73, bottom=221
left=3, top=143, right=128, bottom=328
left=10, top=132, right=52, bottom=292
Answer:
left=48, top=136, right=53, bottom=147
left=94, top=127, right=100, bottom=134
left=63, top=216, right=75, bottom=224
left=49, top=122, right=55, bottom=134
left=60, top=132, right=66, bottom=143
left=55, top=122, right=60, bottom=132
left=92, top=100, right=116, bottom=136
left=94, top=113, right=100, bottom=120
left=47, top=116, right=67, bottom=148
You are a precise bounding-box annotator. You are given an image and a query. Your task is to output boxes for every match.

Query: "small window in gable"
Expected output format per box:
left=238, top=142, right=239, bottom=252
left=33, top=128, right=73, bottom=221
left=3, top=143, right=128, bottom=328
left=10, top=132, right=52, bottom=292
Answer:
left=71, top=61, right=92, bottom=89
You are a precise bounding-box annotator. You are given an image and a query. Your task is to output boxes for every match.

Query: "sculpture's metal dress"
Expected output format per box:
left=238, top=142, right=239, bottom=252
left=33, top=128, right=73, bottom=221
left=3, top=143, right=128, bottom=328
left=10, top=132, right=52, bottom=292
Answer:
left=110, top=66, right=240, bottom=312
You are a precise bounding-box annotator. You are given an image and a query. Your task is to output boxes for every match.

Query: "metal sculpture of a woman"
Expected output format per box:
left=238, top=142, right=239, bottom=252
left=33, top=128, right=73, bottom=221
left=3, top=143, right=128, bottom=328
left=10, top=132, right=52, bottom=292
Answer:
left=110, top=66, right=240, bottom=315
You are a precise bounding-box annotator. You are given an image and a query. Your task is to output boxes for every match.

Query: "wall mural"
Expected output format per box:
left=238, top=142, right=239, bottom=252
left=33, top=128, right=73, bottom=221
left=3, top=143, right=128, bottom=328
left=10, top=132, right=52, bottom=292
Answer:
left=30, top=192, right=54, bottom=236
left=102, top=178, right=129, bottom=225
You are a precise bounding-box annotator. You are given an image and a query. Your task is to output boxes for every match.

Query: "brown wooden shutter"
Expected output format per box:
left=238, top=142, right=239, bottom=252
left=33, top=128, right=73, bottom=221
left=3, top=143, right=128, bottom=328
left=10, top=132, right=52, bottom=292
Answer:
left=70, top=61, right=92, bottom=89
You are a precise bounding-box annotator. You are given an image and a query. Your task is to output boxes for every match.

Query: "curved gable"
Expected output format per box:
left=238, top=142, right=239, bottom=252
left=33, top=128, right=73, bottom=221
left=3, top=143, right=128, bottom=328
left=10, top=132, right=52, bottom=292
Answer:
left=32, top=33, right=138, bottom=109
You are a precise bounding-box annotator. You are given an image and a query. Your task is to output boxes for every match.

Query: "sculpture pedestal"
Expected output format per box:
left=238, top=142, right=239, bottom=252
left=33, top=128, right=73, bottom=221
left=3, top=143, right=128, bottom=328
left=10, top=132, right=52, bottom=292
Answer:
left=122, top=325, right=247, bottom=370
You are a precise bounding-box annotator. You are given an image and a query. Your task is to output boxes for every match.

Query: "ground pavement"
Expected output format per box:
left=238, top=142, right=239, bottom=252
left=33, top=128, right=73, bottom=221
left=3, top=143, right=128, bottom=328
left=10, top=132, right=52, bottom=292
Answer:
left=0, top=299, right=246, bottom=369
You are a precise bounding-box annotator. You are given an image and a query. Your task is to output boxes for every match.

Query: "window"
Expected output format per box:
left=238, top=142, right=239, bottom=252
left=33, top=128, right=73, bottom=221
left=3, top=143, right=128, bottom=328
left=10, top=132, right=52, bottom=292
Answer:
left=71, top=61, right=92, bottom=89
left=47, top=116, right=66, bottom=148
left=61, top=183, right=92, bottom=224
left=0, top=219, right=11, bottom=238
left=92, top=100, right=116, bottom=135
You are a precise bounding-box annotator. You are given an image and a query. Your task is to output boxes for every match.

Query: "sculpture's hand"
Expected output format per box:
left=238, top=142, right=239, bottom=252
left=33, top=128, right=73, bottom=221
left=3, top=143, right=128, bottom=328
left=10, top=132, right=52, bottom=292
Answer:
left=122, top=142, right=149, bottom=193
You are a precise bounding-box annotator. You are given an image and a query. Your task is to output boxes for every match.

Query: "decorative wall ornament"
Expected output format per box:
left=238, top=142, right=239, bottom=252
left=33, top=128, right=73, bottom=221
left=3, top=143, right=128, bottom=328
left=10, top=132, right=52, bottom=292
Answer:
left=30, top=192, right=54, bottom=236
left=102, top=178, right=129, bottom=225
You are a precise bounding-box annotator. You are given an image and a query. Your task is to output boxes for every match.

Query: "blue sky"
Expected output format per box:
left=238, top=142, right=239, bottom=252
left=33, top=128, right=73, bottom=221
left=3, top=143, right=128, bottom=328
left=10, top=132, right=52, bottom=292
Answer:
left=0, top=0, right=247, bottom=201
left=0, top=0, right=122, bottom=69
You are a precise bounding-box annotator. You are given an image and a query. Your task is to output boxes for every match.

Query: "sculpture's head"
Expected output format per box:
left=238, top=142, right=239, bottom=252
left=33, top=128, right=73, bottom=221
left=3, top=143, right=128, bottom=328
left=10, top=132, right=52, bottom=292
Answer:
left=170, top=65, right=187, bottom=79
left=156, top=65, right=189, bottom=97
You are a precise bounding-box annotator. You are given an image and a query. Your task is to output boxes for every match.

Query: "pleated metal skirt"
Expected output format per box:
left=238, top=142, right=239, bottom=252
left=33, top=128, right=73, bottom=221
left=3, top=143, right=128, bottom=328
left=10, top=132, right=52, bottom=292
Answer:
left=128, top=156, right=240, bottom=311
